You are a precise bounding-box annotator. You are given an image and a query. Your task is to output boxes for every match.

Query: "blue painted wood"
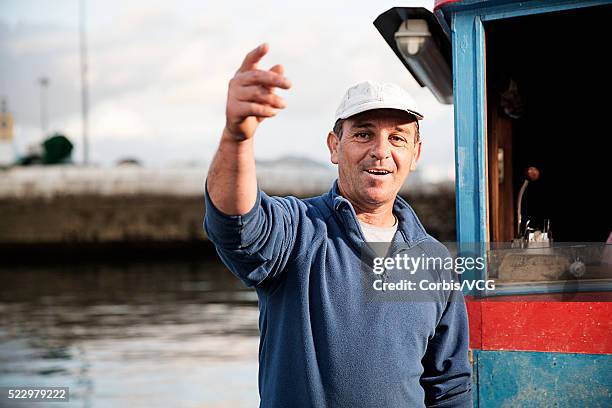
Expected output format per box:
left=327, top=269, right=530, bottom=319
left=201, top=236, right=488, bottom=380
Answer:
left=478, top=0, right=610, bottom=21
left=452, top=12, right=488, bottom=295
left=441, top=0, right=609, bottom=18
left=452, top=12, right=480, bottom=245
left=474, top=17, right=487, bottom=245
left=485, top=280, right=612, bottom=297
left=475, top=350, right=612, bottom=407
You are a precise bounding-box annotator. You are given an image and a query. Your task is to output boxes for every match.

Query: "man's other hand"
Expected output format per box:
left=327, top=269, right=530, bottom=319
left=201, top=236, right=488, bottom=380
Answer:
left=224, top=43, right=291, bottom=142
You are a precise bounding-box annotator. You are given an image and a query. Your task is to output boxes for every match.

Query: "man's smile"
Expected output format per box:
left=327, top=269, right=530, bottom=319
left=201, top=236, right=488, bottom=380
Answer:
left=364, top=168, right=393, bottom=176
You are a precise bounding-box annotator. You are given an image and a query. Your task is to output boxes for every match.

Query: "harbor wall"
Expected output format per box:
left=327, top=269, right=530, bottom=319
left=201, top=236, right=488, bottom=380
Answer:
left=0, top=166, right=455, bottom=249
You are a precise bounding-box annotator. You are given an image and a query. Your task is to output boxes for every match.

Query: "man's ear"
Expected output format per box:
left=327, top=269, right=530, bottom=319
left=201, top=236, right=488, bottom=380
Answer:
left=327, top=131, right=339, bottom=164
left=410, top=140, right=422, bottom=172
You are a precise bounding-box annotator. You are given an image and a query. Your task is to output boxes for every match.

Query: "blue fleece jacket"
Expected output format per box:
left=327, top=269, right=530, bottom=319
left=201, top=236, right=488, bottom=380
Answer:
left=204, top=181, right=473, bottom=408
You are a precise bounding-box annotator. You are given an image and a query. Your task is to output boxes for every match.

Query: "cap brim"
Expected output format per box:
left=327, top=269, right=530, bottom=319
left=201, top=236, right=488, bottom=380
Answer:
left=336, top=100, right=424, bottom=122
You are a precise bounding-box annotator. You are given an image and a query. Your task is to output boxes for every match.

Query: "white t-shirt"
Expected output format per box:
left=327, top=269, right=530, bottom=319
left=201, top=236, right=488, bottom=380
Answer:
left=358, top=216, right=398, bottom=243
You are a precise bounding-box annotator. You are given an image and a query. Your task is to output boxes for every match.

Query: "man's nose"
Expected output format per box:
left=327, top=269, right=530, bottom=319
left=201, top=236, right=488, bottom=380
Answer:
left=369, top=135, right=390, bottom=160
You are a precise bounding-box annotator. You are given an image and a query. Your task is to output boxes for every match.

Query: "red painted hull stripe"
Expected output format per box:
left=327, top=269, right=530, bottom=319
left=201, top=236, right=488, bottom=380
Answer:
left=434, top=0, right=463, bottom=11
left=466, top=294, right=612, bottom=354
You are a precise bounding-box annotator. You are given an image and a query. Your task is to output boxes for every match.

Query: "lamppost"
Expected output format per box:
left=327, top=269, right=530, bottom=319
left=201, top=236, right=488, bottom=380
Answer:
left=38, top=76, right=49, bottom=139
left=79, top=0, right=89, bottom=165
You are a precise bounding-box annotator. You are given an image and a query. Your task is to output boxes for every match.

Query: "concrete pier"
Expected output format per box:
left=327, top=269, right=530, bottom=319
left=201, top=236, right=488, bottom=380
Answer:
left=0, top=165, right=455, bottom=248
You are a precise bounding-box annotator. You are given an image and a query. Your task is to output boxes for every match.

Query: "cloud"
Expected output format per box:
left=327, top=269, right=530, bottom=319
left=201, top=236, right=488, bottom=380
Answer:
left=1, top=0, right=453, bottom=181
left=66, top=103, right=152, bottom=141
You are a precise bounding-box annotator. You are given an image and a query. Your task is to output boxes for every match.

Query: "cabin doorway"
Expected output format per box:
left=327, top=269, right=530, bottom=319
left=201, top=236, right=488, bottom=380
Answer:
left=485, top=4, right=612, bottom=243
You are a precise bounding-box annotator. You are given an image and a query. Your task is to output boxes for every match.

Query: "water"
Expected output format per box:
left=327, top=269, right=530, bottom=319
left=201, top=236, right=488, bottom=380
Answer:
left=0, top=259, right=261, bottom=408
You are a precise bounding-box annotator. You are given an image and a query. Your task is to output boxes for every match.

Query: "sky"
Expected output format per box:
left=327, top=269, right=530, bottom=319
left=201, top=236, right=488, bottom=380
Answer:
left=0, top=0, right=455, bottom=182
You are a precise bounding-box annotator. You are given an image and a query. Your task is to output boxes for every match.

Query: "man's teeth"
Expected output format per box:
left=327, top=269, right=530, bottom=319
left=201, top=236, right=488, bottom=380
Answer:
left=366, top=169, right=390, bottom=175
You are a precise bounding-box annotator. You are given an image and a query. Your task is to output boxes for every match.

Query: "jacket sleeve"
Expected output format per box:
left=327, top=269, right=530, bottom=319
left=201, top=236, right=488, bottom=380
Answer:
left=420, top=286, right=474, bottom=408
left=203, top=180, right=298, bottom=287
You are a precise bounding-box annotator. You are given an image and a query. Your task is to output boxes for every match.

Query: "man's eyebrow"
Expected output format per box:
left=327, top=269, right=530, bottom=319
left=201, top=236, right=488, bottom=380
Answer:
left=350, top=122, right=375, bottom=130
left=349, top=122, right=414, bottom=135
left=394, top=126, right=412, bottom=135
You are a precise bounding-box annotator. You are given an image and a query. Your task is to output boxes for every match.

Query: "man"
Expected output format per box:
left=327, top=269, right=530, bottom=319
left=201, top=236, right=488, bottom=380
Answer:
left=204, top=43, right=473, bottom=408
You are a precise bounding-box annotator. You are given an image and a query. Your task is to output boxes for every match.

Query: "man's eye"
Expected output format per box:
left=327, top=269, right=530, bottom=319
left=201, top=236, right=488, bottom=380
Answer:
left=390, top=135, right=407, bottom=144
left=354, top=132, right=370, bottom=139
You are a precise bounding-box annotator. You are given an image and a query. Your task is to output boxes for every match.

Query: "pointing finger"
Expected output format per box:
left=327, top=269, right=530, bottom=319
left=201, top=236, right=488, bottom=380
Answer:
left=237, top=43, right=269, bottom=73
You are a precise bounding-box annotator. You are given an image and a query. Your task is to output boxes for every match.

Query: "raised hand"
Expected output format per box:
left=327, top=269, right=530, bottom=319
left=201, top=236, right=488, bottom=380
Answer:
left=224, top=43, right=291, bottom=141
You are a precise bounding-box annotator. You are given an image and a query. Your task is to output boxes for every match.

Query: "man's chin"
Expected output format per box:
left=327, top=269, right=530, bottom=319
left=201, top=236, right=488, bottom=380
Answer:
left=361, top=188, right=394, bottom=205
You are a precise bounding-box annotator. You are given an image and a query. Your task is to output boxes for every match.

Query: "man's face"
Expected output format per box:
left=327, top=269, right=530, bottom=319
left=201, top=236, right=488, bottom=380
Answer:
left=327, top=109, right=422, bottom=209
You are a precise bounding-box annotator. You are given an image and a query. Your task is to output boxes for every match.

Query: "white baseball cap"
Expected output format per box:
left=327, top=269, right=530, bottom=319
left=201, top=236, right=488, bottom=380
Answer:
left=334, top=80, right=424, bottom=123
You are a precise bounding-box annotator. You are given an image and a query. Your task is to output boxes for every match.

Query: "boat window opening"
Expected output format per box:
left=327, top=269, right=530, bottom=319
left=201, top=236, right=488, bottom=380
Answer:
left=484, top=5, right=612, bottom=285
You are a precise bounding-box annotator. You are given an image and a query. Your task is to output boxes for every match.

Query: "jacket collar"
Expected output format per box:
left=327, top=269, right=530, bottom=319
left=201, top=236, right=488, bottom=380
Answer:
left=324, top=179, right=428, bottom=248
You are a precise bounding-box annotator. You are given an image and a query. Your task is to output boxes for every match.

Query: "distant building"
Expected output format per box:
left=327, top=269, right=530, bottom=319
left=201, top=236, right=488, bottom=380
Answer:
left=0, top=99, right=15, bottom=166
